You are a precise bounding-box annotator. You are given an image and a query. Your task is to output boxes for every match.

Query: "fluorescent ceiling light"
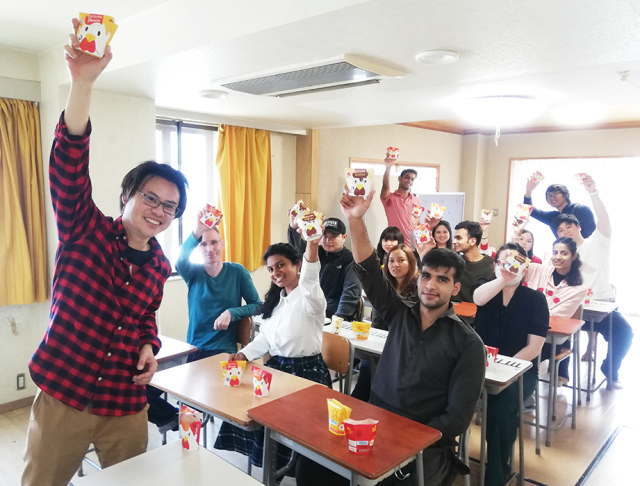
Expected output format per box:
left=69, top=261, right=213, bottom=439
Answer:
left=454, top=95, right=546, bottom=126
left=552, top=103, right=606, bottom=125
left=415, top=50, right=459, bottom=65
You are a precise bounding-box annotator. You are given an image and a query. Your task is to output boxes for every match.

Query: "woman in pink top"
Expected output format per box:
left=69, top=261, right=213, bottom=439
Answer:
left=525, top=237, right=587, bottom=383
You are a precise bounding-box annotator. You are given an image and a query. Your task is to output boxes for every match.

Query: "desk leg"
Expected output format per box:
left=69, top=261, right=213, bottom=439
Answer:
left=480, top=387, right=488, bottom=486
left=587, top=320, right=594, bottom=402
left=535, top=355, right=541, bottom=455
left=606, top=313, right=613, bottom=391
left=262, top=428, right=277, bottom=486
left=415, top=450, right=424, bottom=486
left=350, top=471, right=358, bottom=486
left=576, top=330, right=582, bottom=407
left=518, top=375, right=525, bottom=486
left=572, top=333, right=578, bottom=430
left=546, top=337, right=556, bottom=447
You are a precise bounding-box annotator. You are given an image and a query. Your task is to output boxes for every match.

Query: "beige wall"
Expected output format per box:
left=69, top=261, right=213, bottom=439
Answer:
left=481, top=128, right=640, bottom=245
left=317, top=124, right=462, bottom=246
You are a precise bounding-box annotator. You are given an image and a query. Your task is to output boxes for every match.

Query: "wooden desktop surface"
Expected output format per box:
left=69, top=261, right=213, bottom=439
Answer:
left=247, top=385, right=442, bottom=480
left=548, top=316, right=585, bottom=337
left=156, top=334, right=197, bottom=364
left=453, top=302, right=477, bottom=318
left=150, top=354, right=315, bottom=427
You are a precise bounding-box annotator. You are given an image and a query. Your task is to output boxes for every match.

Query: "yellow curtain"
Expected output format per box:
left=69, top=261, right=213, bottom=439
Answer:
left=216, top=125, right=272, bottom=272
left=0, top=98, right=47, bottom=306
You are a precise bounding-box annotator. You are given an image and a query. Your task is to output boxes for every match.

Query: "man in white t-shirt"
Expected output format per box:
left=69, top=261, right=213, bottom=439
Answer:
left=553, top=175, right=633, bottom=389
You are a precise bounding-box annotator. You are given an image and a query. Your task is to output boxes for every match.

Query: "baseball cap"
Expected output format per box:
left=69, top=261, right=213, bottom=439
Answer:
left=323, top=217, right=347, bottom=235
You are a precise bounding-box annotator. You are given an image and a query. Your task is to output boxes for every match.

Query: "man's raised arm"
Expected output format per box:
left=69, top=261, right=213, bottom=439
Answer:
left=380, top=157, right=394, bottom=201
left=63, top=18, right=113, bottom=135
left=582, top=175, right=611, bottom=238
left=339, top=188, right=376, bottom=263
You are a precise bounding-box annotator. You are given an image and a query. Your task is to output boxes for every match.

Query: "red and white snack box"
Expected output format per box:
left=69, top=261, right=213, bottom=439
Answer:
left=575, top=173, right=588, bottom=183
left=200, top=204, right=223, bottom=229
left=345, top=168, right=373, bottom=198
left=412, top=204, right=425, bottom=218
left=180, top=405, right=202, bottom=451
left=514, top=203, right=534, bottom=221
left=413, top=223, right=432, bottom=244
left=584, top=289, right=593, bottom=305
left=76, top=13, right=118, bottom=59
left=297, top=210, right=324, bottom=241
left=480, top=209, right=493, bottom=224
left=220, top=360, right=246, bottom=387
left=486, top=346, right=499, bottom=368
left=386, top=147, right=400, bottom=160
left=429, top=203, right=446, bottom=219
left=252, top=366, right=273, bottom=397
left=290, top=199, right=308, bottom=218
left=531, top=170, right=545, bottom=183
left=499, top=249, right=530, bottom=276
left=343, top=418, right=379, bottom=454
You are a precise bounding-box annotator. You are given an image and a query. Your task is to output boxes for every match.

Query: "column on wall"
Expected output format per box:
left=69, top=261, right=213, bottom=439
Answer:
left=295, top=129, right=319, bottom=209
left=460, top=134, right=487, bottom=222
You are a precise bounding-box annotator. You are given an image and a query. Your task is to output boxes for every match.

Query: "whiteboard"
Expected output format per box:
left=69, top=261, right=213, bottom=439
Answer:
left=418, top=192, right=466, bottom=229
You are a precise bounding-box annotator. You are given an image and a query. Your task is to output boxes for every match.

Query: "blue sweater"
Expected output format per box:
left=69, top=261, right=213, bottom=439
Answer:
left=176, top=234, right=261, bottom=353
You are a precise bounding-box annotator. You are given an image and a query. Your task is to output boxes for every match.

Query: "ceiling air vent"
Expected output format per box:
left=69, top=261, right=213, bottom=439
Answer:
left=217, top=55, right=403, bottom=97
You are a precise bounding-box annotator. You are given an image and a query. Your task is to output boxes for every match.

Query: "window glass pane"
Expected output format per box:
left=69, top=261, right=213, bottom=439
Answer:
left=350, top=161, right=438, bottom=193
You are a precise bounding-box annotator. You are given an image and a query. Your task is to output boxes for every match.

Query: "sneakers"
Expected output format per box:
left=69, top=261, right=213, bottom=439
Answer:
left=523, top=396, right=536, bottom=413
left=610, top=380, right=624, bottom=390
left=557, top=376, right=569, bottom=388
left=157, top=415, right=179, bottom=434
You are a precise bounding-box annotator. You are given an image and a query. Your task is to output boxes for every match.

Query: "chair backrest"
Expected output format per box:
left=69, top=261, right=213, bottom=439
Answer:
left=354, top=296, right=365, bottom=322
left=321, top=332, right=353, bottom=375
left=237, top=316, right=252, bottom=347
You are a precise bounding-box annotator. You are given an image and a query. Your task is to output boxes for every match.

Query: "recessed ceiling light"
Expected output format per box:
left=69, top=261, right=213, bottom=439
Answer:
left=199, top=90, right=228, bottom=99
left=553, top=103, right=606, bottom=125
left=415, top=50, right=459, bottom=65
left=454, top=95, right=546, bottom=126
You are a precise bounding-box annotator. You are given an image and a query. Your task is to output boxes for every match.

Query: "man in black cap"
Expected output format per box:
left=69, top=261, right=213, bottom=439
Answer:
left=288, top=212, right=362, bottom=320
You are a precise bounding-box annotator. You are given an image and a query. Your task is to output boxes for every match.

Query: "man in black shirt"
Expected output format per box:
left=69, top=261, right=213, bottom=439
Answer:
left=452, top=221, right=494, bottom=303
left=288, top=213, right=362, bottom=320
left=296, top=190, right=486, bottom=486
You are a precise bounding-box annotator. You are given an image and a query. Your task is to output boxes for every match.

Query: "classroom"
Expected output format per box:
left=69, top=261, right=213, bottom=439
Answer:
left=1, top=2, right=638, bottom=486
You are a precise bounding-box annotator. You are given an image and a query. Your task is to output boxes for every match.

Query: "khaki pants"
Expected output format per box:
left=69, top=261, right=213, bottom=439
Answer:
left=22, top=389, right=149, bottom=486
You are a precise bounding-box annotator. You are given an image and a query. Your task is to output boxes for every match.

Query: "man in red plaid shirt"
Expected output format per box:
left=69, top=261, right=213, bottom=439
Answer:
left=22, top=20, right=188, bottom=486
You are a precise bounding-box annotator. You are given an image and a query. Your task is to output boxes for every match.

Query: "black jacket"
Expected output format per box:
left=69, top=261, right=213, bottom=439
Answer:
left=287, top=227, right=362, bottom=320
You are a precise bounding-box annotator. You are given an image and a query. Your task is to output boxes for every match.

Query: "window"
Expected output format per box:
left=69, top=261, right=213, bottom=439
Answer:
left=156, top=120, right=219, bottom=270
left=507, top=157, right=639, bottom=314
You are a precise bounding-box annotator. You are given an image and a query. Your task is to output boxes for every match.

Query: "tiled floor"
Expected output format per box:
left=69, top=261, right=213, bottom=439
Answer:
left=1, top=315, right=638, bottom=486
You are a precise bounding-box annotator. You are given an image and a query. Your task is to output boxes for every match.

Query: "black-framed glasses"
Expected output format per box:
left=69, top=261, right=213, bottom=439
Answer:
left=138, top=191, right=179, bottom=215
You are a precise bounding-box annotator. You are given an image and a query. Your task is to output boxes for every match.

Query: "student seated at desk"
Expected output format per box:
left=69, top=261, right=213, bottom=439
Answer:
left=452, top=221, right=494, bottom=303
left=351, top=243, right=419, bottom=402
left=214, top=239, right=332, bottom=468
left=297, top=189, right=486, bottom=486
left=473, top=243, right=550, bottom=486
left=514, top=219, right=587, bottom=385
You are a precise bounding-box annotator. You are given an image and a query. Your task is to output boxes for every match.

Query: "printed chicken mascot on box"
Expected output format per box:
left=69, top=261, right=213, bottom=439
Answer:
left=76, top=13, right=118, bottom=58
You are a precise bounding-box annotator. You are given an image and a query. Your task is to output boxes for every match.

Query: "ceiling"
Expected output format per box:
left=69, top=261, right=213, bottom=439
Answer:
left=6, top=0, right=640, bottom=132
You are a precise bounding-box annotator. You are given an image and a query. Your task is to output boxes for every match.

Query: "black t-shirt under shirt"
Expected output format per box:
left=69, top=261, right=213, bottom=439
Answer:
left=125, top=246, right=153, bottom=271
left=474, top=284, right=550, bottom=373
left=453, top=254, right=494, bottom=303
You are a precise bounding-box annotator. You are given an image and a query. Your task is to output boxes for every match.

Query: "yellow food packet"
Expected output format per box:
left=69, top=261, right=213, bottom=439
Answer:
left=327, top=398, right=352, bottom=435
left=220, top=360, right=246, bottom=387
left=76, top=13, right=118, bottom=58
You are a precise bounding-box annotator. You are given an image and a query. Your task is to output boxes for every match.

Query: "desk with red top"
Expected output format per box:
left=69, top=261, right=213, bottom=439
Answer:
left=248, top=384, right=442, bottom=486
left=453, top=302, right=477, bottom=319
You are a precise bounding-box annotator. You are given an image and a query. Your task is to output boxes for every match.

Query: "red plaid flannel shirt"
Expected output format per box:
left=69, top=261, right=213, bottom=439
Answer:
left=29, top=113, right=171, bottom=416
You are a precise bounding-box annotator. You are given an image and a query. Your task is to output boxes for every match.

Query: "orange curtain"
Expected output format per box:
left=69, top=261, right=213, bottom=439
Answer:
left=0, top=98, right=47, bottom=306
left=216, top=125, right=272, bottom=272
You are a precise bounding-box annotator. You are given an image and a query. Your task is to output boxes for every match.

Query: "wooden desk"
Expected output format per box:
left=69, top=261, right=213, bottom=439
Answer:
left=74, top=442, right=262, bottom=486
left=475, top=356, right=532, bottom=486
left=453, top=302, right=477, bottom=318
left=150, top=354, right=315, bottom=429
left=248, top=384, right=441, bottom=486
left=156, top=334, right=197, bottom=371
left=582, top=301, right=618, bottom=397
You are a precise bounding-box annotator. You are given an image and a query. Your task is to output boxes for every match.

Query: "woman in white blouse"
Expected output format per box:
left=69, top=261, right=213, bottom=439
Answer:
left=215, top=236, right=332, bottom=469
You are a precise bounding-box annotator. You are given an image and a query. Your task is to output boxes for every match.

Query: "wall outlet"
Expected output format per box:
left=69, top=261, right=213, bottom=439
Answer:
left=17, top=373, right=26, bottom=390
left=493, top=209, right=499, bottom=216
